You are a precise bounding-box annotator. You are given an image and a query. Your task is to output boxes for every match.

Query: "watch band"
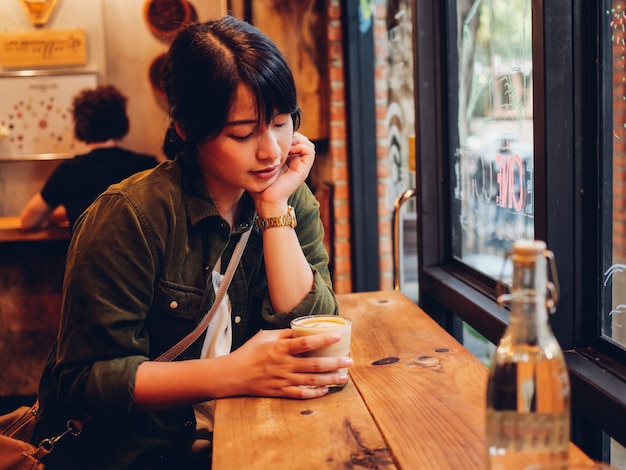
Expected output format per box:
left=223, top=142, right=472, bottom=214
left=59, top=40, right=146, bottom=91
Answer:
left=256, top=205, right=297, bottom=230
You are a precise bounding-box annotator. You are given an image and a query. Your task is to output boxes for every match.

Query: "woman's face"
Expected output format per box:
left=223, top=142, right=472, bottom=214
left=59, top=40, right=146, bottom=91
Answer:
left=197, top=84, right=294, bottom=200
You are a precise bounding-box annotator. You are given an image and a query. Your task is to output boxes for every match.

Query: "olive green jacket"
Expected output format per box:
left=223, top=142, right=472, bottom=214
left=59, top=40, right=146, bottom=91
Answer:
left=33, top=158, right=337, bottom=469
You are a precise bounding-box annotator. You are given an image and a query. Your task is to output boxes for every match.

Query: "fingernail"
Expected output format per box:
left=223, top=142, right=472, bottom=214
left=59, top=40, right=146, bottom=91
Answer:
left=343, top=357, right=353, bottom=366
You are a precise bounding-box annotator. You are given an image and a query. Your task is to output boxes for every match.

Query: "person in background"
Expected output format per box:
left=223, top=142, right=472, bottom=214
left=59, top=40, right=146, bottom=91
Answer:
left=32, top=16, right=347, bottom=469
left=19, top=84, right=158, bottom=230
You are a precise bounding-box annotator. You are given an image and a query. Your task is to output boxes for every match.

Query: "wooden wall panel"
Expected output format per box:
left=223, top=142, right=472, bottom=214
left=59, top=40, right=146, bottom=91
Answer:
left=0, top=240, right=67, bottom=397
left=252, top=0, right=329, bottom=141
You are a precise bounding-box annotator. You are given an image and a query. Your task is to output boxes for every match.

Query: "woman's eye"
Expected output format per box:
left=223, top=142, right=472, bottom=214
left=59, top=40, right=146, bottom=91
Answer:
left=272, top=113, right=291, bottom=128
left=231, top=132, right=253, bottom=141
left=273, top=118, right=290, bottom=128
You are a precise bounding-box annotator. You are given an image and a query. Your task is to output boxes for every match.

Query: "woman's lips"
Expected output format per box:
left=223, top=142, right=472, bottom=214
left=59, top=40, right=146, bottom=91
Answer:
left=251, top=166, right=279, bottom=179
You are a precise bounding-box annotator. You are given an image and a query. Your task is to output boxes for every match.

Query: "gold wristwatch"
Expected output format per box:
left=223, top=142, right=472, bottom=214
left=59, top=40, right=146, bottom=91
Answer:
left=256, top=205, right=297, bottom=230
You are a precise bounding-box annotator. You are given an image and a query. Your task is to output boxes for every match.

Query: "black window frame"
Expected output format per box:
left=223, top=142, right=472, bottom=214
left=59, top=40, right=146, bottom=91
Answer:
left=413, top=0, right=626, bottom=459
left=341, top=0, right=381, bottom=292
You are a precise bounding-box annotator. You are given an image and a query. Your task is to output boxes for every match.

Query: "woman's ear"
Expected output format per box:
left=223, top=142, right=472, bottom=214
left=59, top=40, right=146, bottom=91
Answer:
left=174, top=122, right=186, bottom=141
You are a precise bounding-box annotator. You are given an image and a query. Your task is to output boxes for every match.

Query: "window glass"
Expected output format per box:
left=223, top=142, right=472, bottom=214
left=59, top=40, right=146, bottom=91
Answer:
left=463, top=321, right=495, bottom=367
left=609, top=436, right=626, bottom=468
left=452, top=0, right=534, bottom=279
left=604, top=3, right=626, bottom=350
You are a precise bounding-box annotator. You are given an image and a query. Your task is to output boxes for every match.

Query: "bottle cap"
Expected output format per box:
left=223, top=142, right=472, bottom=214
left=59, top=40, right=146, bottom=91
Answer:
left=512, top=240, right=546, bottom=260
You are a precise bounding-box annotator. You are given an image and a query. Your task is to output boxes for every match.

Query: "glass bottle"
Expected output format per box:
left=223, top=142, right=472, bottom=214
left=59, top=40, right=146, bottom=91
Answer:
left=486, top=240, right=570, bottom=470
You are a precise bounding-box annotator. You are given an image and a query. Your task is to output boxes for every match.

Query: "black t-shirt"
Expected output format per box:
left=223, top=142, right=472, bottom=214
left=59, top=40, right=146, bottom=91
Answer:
left=40, top=147, right=158, bottom=227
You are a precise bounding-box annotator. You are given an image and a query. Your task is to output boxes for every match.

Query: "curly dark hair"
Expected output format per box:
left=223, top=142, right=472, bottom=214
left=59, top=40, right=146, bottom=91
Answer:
left=72, top=85, right=130, bottom=143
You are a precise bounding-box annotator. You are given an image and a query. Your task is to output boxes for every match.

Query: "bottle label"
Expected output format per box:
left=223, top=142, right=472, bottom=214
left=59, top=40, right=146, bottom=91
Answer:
left=487, top=410, right=569, bottom=452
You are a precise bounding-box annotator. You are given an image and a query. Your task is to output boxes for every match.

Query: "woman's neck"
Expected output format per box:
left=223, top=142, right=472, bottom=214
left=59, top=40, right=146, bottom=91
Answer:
left=202, top=170, right=245, bottom=228
left=211, top=193, right=243, bottom=228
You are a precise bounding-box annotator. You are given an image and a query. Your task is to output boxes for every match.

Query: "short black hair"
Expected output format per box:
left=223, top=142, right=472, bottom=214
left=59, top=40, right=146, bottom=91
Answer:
left=162, top=16, right=301, bottom=160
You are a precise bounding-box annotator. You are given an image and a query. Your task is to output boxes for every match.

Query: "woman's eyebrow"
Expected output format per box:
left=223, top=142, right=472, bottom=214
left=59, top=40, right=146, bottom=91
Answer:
left=224, top=118, right=258, bottom=127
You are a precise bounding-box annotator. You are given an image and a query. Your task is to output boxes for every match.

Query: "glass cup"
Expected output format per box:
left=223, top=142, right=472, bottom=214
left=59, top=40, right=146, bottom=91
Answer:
left=524, top=461, right=620, bottom=470
left=290, top=315, right=352, bottom=391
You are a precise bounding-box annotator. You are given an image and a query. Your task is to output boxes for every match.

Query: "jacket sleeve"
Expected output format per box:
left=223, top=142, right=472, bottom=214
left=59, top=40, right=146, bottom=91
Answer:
left=53, top=192, right=156, bottom=419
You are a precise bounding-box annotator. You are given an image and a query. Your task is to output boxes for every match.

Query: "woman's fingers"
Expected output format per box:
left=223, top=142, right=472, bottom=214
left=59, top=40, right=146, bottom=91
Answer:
left=251, top=329, right=340, bottom=356
left=233, top=329, right=352, bottom=398
left=288, top=133, right=315, bottom=166
left=281, top=369, right=350, bottom=399
left=288, top=331, right=340, bottom=355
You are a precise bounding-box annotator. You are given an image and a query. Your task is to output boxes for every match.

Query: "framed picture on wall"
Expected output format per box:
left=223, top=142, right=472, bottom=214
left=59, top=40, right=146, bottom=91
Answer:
left=0, top=70, right=98, bottom=161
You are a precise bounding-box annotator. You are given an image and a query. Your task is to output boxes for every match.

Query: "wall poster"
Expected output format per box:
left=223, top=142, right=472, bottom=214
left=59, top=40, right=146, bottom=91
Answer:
left=0, top=71, right=97, bottom=160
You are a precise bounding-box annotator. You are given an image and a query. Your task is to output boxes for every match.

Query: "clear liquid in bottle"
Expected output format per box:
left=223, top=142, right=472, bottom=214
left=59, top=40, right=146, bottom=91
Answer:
left=485, top=240, right=570, bottom=470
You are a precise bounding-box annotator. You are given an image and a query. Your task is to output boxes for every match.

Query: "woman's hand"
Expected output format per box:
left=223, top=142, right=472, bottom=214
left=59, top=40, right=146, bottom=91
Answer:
left=133, top=328, right=351, bottom=411
left=224, top=329, right=352, bottom=399
left=251, top=132, right=315, bottom=213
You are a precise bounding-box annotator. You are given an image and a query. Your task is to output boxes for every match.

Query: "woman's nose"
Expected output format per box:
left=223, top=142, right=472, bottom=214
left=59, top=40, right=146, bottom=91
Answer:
left=256, top=129, right=281, bottom=161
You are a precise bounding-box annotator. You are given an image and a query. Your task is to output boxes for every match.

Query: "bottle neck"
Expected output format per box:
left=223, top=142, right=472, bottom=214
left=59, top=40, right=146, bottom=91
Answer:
left=506, top=256, right=552, bottom=340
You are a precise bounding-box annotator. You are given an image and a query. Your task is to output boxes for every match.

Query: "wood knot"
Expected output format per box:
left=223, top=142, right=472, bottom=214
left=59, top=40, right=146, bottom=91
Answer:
left=371, top=357, right=400, bottom=366
left=410, top=355, right=443, bottom=371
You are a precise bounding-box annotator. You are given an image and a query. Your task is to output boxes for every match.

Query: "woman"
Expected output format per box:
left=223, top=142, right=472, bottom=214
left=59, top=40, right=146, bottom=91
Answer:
left=32, top=16, right=349, bottom=469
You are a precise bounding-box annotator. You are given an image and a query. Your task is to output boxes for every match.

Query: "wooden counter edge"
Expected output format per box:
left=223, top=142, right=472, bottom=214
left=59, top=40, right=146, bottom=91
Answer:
left=0, top=216, right=70, bottom=242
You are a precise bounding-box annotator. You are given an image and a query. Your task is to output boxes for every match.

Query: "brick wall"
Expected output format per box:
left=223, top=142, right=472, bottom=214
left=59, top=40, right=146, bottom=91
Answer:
left=324, top=0, right=395, bottom=293
left=374, top=2, right=394, bottom=291
left=614, top=6, right=626, bottom=260
left=615, top=96, right=626, bottom=259
left=327, top=0, right=353, bottom=293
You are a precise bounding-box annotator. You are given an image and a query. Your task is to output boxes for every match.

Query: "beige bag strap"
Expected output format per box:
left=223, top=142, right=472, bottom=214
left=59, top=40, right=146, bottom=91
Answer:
left=155, top=228, right=252, bottom=362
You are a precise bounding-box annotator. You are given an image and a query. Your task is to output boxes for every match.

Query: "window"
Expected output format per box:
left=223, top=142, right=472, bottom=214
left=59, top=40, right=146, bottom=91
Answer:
left=413, top=0, right=626, bottom=464
left=453, top=0, right=533, bottom=280
left=605, top=2, right=626, bottom=353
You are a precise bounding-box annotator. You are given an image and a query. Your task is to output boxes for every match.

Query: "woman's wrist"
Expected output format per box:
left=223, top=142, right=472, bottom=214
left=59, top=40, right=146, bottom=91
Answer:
left=255, top=201, right=289, bottom=218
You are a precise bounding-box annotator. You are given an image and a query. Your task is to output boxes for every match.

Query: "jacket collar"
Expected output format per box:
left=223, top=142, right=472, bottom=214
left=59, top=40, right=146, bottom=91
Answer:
left=179, top=158, right=256, bottom=232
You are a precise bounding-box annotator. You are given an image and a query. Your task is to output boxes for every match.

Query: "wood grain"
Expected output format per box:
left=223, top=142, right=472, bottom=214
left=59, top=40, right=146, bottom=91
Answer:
left=252, top=0, right=329, bottom=141
left=340, top=290, right=487, bottom=469
left=213, top=290, right=593, bottom=469
left=213, top=378, right=395, bottom=469
left=340, top=290, right=592, bottom=469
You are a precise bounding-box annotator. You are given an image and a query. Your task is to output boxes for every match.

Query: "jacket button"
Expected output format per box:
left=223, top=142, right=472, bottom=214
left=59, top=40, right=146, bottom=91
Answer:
left=169, top=301, right=178, bottom=309
left=234, top=316, right=241, bottom=324
left=184, top=420, right=193, bottom=427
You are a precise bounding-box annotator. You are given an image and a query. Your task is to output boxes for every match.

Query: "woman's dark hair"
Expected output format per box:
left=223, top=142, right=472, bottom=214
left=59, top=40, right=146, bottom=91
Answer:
left=161, top=16, right=301, bottom=160
left=72, top=85, right=130, bottom=143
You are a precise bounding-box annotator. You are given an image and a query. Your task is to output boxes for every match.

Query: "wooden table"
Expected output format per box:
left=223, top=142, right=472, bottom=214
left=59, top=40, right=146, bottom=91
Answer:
left=212, top=290, right=592, bottom=469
